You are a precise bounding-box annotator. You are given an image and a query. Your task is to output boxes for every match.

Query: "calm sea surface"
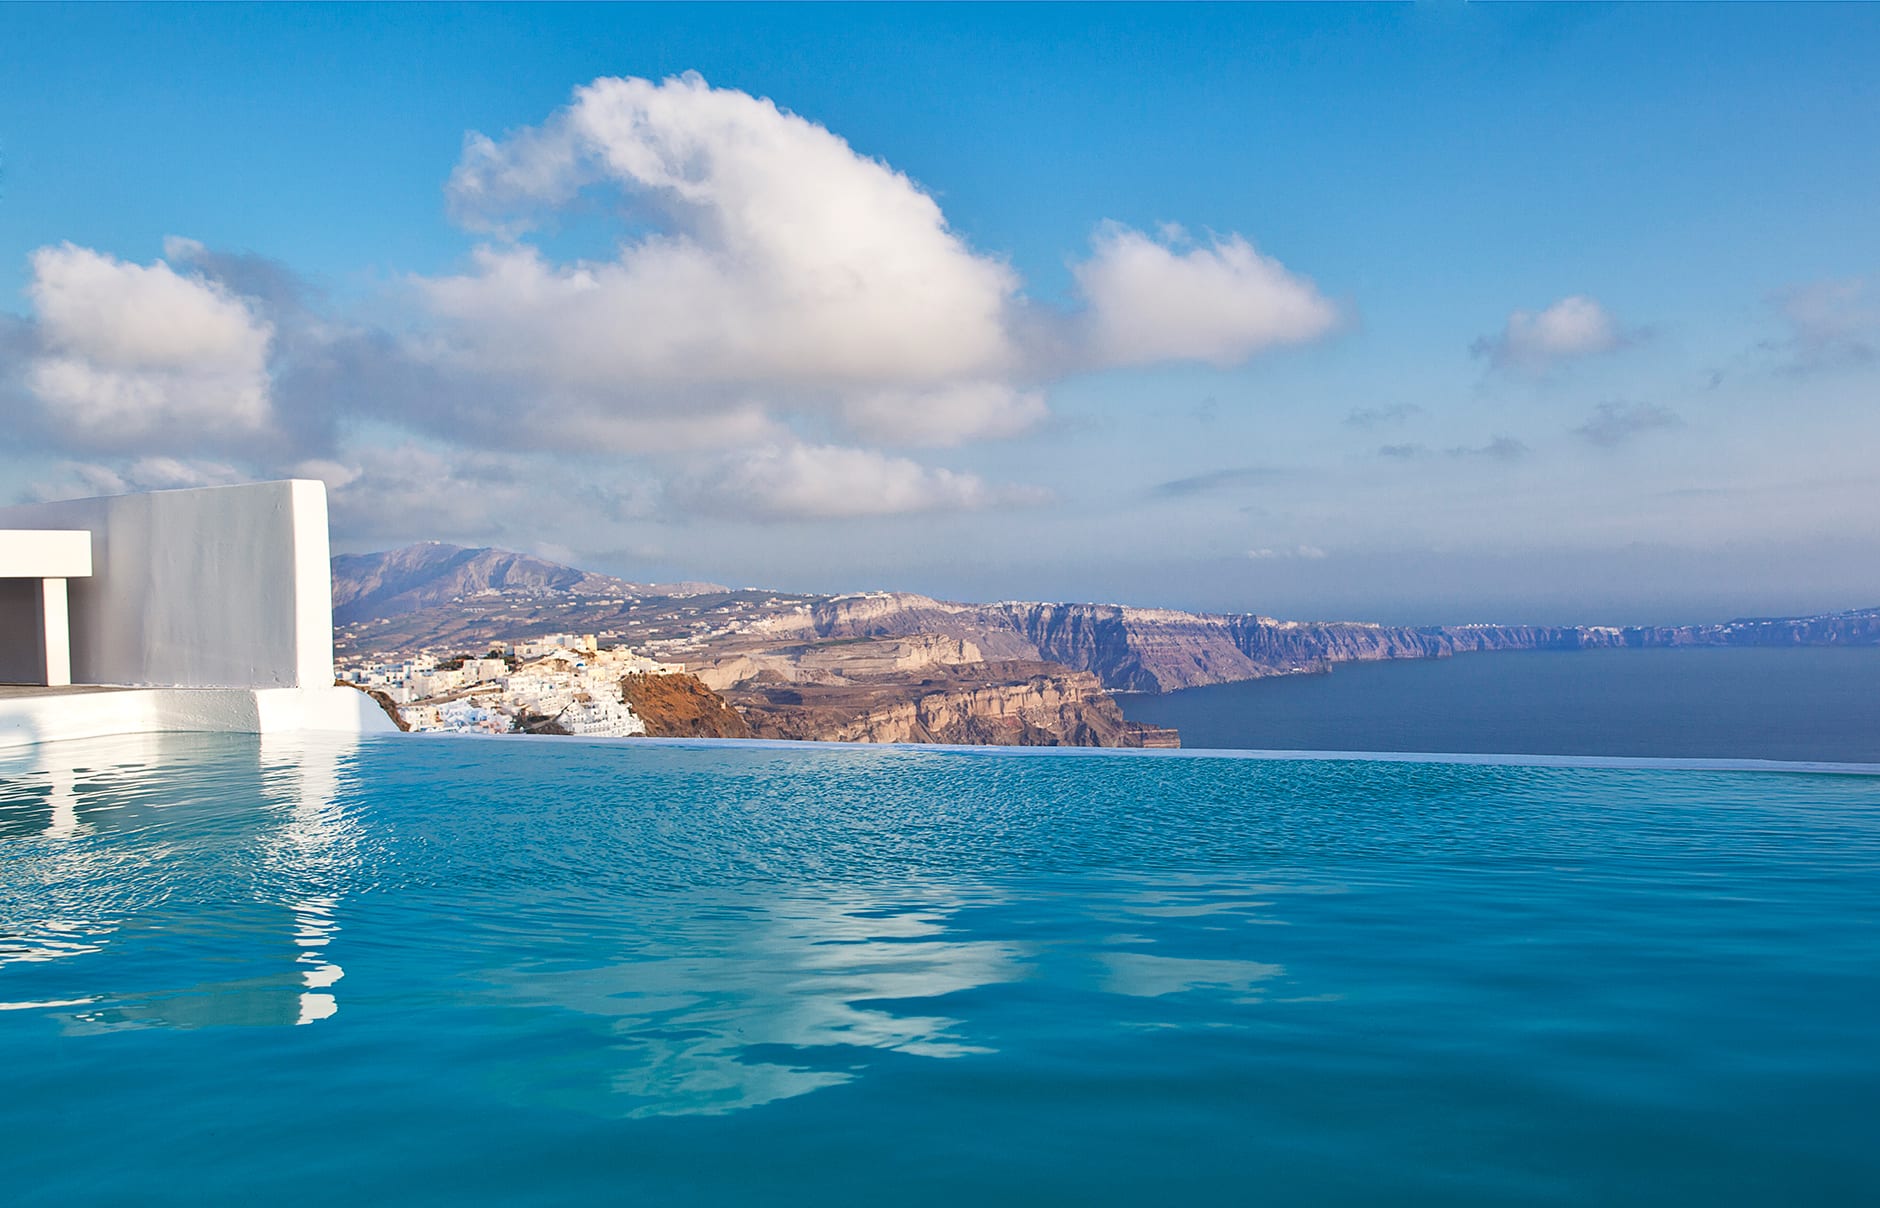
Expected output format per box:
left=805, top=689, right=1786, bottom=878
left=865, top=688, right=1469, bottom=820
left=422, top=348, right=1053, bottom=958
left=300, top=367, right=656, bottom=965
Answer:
left=3, top=733, right=1878, bottom=1205
left=1122, top=646, right=1880, bottom=762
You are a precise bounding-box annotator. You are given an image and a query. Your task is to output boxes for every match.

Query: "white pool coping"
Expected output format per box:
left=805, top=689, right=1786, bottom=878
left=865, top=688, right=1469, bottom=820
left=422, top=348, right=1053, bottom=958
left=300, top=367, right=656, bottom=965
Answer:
left=401, top=729, right=1880, bottom=776
left=0, top=685, right=400, bottom=751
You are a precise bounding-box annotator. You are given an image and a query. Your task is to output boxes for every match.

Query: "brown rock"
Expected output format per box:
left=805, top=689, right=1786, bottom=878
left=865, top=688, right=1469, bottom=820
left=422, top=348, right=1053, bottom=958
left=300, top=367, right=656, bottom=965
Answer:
left=620, top=672, right=753, bottom=739
left=726, top=660, right=1176, bottom=748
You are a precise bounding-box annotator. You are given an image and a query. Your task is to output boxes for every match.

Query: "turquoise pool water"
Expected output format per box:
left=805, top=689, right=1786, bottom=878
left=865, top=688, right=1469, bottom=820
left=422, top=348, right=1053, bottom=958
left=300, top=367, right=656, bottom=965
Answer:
left=3, top=734, right=1877, bottom=1205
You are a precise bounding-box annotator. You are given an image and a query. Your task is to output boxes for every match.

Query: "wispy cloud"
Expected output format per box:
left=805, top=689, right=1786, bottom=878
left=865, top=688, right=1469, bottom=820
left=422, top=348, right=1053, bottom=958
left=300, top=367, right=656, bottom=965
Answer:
left=1574, top=401, right=1681, bottom=447
left=1446, top=436, right=1530, bottom=462
left=24, top=456, right=247, bottom=503
left=1345, top=404, right=1423, bottom=429
left=1762, top=279, right=1877, bottom=374
left=1248, top=544, right=1328, bottom=560
left=1151, top=466, right=1287, bottom=499
left=670, top=443, right=1050, bottom=521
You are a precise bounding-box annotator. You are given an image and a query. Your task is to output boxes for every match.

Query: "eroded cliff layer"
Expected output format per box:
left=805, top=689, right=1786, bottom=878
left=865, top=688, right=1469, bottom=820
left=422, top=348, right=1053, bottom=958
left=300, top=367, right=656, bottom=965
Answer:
left=788, top=595, right=1880, bottom=693
left=790, top=597, right=1632, bottom=692
left=332, top=546, right=1880, bottom=724
left=620, top=672, right=753, bottom=739
left=727, top=660, right=1175, bottom=748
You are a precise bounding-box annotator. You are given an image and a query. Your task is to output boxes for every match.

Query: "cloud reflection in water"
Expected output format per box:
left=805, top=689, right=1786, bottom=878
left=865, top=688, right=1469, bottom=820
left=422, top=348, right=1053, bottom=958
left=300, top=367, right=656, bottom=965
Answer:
left=486, top=891, right=1029, bottom=1117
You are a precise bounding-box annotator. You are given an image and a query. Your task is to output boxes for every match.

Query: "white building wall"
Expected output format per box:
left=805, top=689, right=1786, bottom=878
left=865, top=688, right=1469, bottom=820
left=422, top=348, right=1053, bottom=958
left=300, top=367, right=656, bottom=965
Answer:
left=0, top=480, right=335, bottom=688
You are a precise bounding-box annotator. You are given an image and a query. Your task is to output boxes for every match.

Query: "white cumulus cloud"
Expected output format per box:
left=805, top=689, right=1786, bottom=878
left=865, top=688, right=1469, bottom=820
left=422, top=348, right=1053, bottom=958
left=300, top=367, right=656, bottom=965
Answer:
left=424, top=73, right=1028, bottom=447
left=23, top=243, right=275, bottom=446
left=1071, top=223, right=1339, bottom=368
left=417, top=75, right=1341, bottom=455
left=1472, top=295, right=1632, bottom=371
left=9, top=76, right=1342, bottom=534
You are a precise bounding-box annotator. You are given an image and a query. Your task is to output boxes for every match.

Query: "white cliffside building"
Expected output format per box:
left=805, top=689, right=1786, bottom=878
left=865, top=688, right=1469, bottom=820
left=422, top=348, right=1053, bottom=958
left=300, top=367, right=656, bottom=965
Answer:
left=0, top=480, right=398, bottom=749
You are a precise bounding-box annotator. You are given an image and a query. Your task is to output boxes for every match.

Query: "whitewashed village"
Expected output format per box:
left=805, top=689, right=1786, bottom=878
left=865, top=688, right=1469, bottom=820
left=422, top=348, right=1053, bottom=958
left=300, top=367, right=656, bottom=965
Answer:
left=338, top=634, right=685, bottom=736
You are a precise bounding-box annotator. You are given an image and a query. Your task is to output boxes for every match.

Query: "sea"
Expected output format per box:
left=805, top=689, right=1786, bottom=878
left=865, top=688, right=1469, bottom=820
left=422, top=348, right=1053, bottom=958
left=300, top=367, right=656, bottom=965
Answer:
left=1120, top=646, right=1880, bottom=763
left=3, top=731, right=1877, bottom=1204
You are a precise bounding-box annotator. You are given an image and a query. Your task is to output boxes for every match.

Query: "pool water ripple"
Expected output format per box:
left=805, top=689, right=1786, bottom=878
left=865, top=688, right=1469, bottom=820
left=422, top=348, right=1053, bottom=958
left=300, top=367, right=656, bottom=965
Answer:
left=2, top=732, right=1877, bottom=1205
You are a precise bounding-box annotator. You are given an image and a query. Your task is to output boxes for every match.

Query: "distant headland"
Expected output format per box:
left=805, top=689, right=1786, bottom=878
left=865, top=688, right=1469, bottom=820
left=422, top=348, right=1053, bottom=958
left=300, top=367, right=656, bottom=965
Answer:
left=334, top=542, right=1880, bottom=749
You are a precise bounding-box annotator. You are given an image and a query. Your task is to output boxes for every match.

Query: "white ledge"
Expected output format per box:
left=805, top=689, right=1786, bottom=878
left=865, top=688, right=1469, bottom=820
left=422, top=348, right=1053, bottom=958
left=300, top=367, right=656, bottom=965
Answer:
left=0, top=530, right=92, bottom=579
left=0, top=685, right=399, bottom=751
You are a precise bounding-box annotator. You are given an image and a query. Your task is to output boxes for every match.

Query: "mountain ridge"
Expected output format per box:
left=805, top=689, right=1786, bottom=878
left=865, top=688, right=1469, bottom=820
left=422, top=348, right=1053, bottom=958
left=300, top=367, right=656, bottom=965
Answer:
left=331, top=542, right=725, bottom=626
left=332, top=543, right=1880, bottom=694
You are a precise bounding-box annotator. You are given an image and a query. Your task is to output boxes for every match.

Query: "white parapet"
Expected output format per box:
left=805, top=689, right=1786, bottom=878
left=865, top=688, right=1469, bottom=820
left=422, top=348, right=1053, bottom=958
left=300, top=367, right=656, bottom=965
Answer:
left=0, top=481, right=400, bottom=748
left=0, top=480, right=333, bottom=689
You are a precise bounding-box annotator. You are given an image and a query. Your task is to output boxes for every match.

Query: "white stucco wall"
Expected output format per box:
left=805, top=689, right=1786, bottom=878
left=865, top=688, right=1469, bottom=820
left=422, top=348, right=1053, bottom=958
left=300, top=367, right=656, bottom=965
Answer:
left=0, top=480, right=334, bottom=688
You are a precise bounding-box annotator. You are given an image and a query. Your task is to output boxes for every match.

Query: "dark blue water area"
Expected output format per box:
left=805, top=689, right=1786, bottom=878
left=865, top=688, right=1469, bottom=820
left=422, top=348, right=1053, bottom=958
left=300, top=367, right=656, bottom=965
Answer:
left=2, top=732, right=1878, bottom=1205
left=1121, top=646, right=1880, bottom=762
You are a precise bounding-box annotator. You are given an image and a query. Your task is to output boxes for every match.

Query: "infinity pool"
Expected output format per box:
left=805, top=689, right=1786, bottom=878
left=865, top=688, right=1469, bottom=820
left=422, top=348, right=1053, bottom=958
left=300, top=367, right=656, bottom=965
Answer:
left=3, top=734, right=1877, bottom=1204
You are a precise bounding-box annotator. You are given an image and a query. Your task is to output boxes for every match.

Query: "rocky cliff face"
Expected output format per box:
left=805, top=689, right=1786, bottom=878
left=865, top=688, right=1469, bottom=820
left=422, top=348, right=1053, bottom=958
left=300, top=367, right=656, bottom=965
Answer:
left=1615, top=611, right=1880, bottom=647
left=330, top=542, right=1880, bottom=750
left=729, top=661, right=1173, bottom=747
left=781, top=595, right=1589, bottom=692
left=694, top=634, right=989, bottom=691
left=619, top=672, right=752, bottom=739
left=786, top=594, right=1878, bottom=694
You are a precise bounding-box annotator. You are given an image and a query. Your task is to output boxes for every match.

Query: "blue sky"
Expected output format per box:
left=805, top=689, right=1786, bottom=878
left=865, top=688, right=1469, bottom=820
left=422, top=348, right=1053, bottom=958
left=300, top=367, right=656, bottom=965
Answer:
left=2, top=4, right=1877, bottom=623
